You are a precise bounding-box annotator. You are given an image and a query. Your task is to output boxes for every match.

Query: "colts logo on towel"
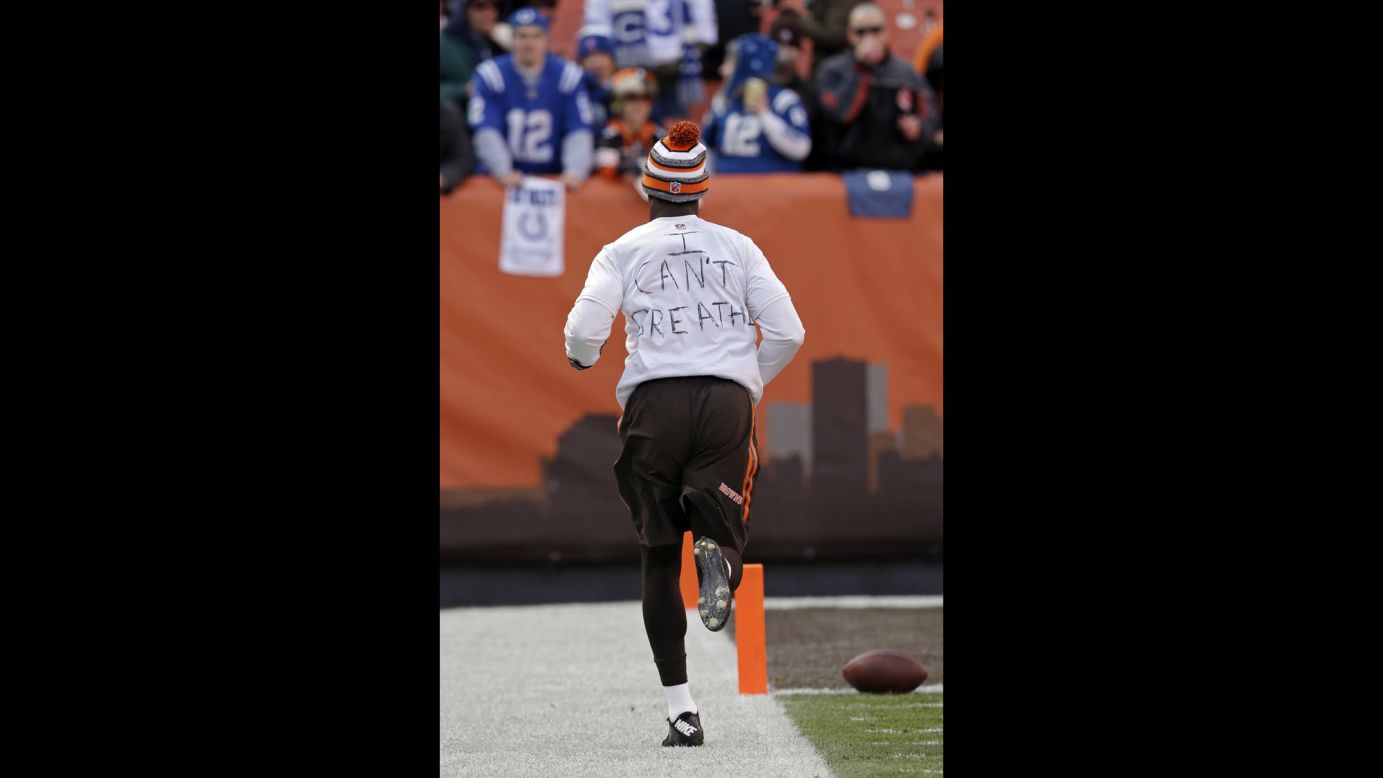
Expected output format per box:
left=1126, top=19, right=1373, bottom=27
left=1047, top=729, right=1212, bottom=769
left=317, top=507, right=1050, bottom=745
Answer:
left=670, top=181, right=682, bottom=194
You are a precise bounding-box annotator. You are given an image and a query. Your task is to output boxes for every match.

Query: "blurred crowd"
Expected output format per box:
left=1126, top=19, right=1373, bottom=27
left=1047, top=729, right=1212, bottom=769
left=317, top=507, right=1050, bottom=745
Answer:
left=440, top=0, right=944, bottom=195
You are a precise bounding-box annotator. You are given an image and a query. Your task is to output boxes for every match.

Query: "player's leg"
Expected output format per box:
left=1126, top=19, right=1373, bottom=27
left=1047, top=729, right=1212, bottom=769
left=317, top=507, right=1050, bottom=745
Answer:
left=638, top=543, right=702, bottom=732
left=638, top=543, right=688, bottom=685
left=615, top=380, right=704, bottom=746
left=681, top=379, right=758, bottom=631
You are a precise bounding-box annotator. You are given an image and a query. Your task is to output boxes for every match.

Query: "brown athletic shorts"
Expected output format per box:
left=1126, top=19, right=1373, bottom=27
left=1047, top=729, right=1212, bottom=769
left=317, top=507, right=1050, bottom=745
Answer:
left=614, top=376, right=759, bottom=552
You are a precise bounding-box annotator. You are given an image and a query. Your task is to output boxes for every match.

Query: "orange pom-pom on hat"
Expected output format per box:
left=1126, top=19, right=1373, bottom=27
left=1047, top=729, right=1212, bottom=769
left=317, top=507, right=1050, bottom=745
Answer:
left=663, top=121, right=701, bottom=152
left=643, top=121, right=710, bottom=203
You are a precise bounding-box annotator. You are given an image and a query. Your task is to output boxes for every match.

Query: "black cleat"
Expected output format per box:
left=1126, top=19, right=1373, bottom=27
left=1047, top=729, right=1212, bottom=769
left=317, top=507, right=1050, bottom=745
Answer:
left=693, top=536, right=732, bottom=632
left=662, top=710, right=704, bottom=747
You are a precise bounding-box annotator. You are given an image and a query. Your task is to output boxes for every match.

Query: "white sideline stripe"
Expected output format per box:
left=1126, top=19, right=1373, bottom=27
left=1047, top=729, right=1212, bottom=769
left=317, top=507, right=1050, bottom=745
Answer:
left=773, top=683, right=943, bottom=695
left=764, top=595, right=943, bottom=609
left=441, top=602, right=836, bottom=777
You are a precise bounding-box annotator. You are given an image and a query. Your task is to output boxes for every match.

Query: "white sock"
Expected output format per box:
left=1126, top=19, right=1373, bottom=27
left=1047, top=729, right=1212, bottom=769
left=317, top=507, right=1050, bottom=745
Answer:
left=724, top=558, right=732, bottom=580
left=664, top=682, right=698, bottom=719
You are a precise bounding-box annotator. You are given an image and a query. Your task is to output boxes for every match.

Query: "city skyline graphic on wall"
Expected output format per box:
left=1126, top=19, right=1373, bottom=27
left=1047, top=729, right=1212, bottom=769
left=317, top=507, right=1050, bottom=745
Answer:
left=440, top=356, right=942, bottom=561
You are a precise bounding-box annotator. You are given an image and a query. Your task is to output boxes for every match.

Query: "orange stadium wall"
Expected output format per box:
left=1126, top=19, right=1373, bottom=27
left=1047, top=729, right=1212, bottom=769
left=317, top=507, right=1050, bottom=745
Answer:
left=440, top=173, right=942, bottom=563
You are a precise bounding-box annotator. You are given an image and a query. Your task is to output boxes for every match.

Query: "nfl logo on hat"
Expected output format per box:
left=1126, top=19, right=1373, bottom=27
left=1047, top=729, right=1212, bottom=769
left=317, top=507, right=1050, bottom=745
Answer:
left=670, top=181, right=682, bottom=194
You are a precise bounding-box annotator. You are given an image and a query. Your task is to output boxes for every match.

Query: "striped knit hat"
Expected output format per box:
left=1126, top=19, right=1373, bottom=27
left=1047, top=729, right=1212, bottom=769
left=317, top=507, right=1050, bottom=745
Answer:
left=642, top=121, right=710, bottom=203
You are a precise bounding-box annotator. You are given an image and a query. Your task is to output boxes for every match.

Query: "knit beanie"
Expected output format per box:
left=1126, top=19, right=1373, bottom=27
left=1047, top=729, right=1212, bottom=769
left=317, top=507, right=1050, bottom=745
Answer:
left=641, top=121, right=710, bottom=203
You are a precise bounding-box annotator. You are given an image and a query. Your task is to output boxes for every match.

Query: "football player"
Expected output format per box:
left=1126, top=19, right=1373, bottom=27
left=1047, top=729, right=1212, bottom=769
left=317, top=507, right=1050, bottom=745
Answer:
left=563, top=121, right=805, bottom=747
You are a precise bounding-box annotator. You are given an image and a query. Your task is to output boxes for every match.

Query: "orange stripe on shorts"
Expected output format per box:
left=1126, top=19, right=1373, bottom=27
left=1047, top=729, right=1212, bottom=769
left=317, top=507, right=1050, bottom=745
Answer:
left=742, top=402, right=758, bottom=522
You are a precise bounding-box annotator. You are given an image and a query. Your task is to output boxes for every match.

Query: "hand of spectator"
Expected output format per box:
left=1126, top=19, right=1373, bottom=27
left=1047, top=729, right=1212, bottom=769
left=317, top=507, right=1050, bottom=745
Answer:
left=855, top=35, right=886, bottom=67
left=933, top=128, right=944, bottom=148
left=898, top=114, right=923, bottom=142
left=562, top=173, right=586, bottom=191
left=743, top=79, right=769, bottom=115
left=499, top=170, right=525, bottom=188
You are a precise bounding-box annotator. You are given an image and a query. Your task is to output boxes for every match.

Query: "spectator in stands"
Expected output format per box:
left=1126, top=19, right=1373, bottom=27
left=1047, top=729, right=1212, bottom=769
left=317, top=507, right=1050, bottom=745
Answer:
left=774, top=0, right=868, bottom=77
left=581, top=0, right=719, bottom=121
left=441, top=2, right=475, bottom=111
left=702, top=34, right=811, bottom=173
left=445, top=0, right=505, bottom=72
left=595, top=68, right=665, bottom=181
left=769, top=17, right=827, bottom=171
left=815, top=3, right=939, bottom=171
left=578, top=30, right=618, bottom=129
left=441, top=96, right=477, bottom=194
left=468, top=8, right=595, bottom=190
left=702, top=0, right=768, bottom=84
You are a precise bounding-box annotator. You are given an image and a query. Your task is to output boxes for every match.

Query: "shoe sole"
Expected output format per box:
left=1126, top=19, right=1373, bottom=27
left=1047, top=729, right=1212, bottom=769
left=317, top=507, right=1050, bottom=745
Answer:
left=692, top=537, right=732, bottom=632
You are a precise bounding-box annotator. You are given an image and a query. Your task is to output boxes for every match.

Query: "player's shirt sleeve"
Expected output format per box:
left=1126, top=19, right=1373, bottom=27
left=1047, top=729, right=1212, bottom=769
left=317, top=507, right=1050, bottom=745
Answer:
left=576, top=247, right=623, bottom=315
left=741, top=238, right=804, bottom=385
left=754, top=297, right=805, bottom=386
left=743, top=238, right=791, bottom=319
left=467, top=60, right=506, bottom=133
left=565, top=247, right=624, bottom=367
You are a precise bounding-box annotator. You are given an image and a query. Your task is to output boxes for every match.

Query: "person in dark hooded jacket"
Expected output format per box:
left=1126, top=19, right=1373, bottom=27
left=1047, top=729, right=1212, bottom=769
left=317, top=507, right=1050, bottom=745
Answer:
left=815, top=3, right=939, bottom=171
left=441, top=0, right=506, bottom=111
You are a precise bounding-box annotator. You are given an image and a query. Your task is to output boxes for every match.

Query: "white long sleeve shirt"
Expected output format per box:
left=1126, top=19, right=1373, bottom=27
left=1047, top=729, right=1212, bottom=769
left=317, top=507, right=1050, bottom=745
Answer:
left=564, top=214, right=805, bottom=408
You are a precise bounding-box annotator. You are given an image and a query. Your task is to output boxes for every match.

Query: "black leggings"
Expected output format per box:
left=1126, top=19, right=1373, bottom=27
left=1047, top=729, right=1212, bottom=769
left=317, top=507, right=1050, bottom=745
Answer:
left=639, top=541, right=744, bottom=687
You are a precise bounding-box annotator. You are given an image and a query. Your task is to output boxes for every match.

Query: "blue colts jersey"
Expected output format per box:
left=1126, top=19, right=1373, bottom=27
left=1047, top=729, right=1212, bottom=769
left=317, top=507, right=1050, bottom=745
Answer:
left=704, top=86, right=811, bottom=174
left=469, top=54, right=595, bottom=175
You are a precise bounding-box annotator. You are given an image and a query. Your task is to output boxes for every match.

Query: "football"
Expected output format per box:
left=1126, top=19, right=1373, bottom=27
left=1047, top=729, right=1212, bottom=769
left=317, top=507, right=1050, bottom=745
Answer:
left=842, top=649, right=929, bottom=693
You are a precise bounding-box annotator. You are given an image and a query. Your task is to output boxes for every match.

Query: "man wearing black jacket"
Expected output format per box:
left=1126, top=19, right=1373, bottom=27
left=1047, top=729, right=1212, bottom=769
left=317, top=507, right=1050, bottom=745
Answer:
left=814, top=3, right=940, bottom=171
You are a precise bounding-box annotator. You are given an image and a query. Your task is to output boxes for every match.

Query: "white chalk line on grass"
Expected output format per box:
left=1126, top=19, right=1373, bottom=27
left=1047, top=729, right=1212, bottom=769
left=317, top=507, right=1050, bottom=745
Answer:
left=773, top=683, right=943, bottom=695
left=764, top=595, right=943, bottom=609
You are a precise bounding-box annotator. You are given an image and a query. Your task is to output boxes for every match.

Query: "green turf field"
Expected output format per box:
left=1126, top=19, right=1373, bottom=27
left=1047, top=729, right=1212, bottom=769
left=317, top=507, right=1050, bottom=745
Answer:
left=780, top=693, right=943, bottom=776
